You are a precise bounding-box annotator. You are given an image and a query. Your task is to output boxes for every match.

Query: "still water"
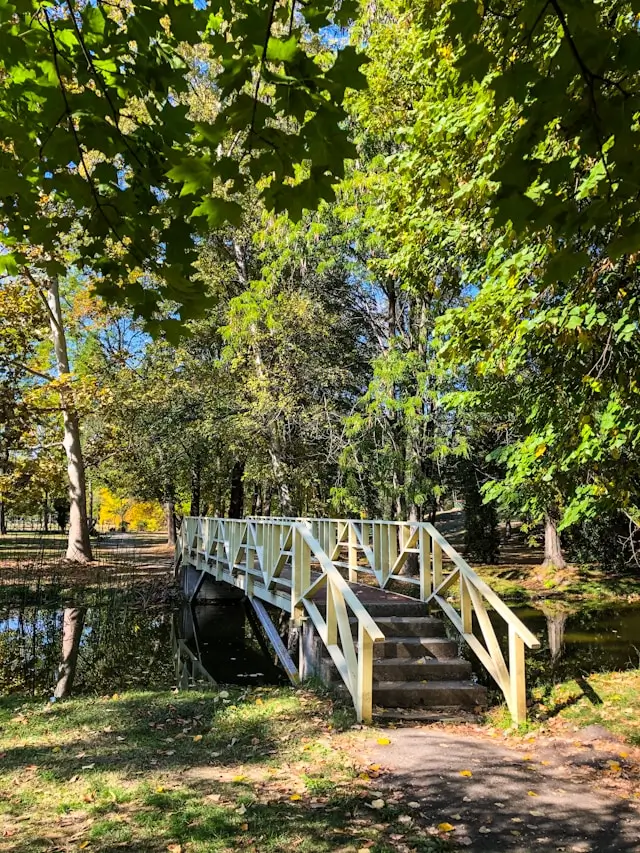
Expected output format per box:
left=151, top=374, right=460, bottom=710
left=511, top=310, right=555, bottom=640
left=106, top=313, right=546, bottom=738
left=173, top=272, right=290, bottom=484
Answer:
left=0, top=597, right=286, bottom=698
left=1, top=593, right=639, bottom=699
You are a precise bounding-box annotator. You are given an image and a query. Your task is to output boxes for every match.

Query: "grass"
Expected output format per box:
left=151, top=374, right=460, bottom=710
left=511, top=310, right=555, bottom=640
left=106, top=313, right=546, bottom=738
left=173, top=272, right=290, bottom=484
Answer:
left=476, top=561, right=640, bottom=608
left=484, top=669, right=640, bottom=744
left=0, top=686, right=451, bottom=853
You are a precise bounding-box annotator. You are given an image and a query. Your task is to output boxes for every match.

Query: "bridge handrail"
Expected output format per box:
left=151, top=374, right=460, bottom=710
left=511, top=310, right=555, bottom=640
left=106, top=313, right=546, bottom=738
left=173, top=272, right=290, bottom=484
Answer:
left=247, top=515, right=539, bottom=723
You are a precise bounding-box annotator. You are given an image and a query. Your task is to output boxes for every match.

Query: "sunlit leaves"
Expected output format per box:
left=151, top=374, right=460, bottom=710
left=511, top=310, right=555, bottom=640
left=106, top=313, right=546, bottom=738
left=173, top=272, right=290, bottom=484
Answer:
left=0, top=0, right=366, bottom=323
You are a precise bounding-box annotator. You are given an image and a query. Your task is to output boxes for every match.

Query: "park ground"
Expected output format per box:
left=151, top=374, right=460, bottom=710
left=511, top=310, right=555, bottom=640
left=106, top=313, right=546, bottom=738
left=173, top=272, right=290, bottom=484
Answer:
left=1, top=684, right=640, bottom=853
left=2, top=527, right=640, bottom=850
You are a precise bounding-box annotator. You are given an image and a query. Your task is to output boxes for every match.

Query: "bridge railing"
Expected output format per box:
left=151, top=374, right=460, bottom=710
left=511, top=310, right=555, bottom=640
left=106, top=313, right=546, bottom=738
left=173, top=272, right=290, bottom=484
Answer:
left=177, top=516, right=385, bottom=721
left=247, top=516, right=540, bottom=725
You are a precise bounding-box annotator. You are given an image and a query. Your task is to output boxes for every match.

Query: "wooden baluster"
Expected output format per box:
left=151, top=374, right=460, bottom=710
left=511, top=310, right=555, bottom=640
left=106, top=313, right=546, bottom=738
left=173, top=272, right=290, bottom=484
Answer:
left=388, top=524, right=398, bottom=583
left=418, top=526, right=431, bottom=600
left=292, top=528, right=311, bottom=623
left=373, top=522, right=382, bottom=585
left=509, top=625, right=526, bottom=725
left=356, top=623, right=374, bottom=723
left=460, top=574, right=473, bottom=634
left=326, top=580, right=337, bottom=645
left=348, top=523, right=358, bottom=583
left=432, top=539, right=443, bottom=593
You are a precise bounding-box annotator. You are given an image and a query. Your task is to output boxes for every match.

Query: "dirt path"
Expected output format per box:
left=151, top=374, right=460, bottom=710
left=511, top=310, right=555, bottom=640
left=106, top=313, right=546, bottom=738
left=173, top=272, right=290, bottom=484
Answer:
left=362, top=725, right=640, bottom=852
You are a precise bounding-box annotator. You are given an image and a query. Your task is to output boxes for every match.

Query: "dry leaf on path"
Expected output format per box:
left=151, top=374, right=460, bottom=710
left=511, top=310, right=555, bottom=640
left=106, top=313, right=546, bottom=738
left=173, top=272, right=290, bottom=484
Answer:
left=437, top=822, right=455, bottom=832
left=459, top=770, right=473, bottom=777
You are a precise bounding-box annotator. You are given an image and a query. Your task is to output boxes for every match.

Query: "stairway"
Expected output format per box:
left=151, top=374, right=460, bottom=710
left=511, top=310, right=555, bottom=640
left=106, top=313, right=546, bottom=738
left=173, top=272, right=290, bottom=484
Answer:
left=313, top=595, right=487, bottom=718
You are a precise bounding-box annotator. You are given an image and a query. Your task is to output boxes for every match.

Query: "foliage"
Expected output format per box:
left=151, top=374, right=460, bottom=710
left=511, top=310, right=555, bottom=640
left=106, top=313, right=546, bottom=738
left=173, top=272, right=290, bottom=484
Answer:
left=97, top=488, right=164, bottom=532
left=0, top=0, right=367, bottom=325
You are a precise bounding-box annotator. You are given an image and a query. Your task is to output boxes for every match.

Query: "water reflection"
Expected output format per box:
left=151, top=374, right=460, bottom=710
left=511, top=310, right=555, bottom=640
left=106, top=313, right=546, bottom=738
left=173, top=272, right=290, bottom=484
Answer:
left=172, top=602, right=286, bottom=689
left=0, top=595, right=286, bottom=698
left=472, top=602, right=640, bottom=690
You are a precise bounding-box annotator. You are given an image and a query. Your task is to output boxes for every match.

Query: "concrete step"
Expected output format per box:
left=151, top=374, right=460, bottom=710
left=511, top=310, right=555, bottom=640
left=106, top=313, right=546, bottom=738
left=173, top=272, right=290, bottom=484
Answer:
left=372, top=658, right=472, bottom=682
left=316, top=596, right=429, bottom=618
left=373, top=680, right=487, bottom=709
left=361, top=636, right=460, bottom=660
left=350, top=615, right=447, bottom=638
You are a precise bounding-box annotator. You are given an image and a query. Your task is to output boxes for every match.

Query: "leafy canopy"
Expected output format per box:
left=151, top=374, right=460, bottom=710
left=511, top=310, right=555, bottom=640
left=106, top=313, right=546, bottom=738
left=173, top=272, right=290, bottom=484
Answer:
left=0, top=0, right=366, bottom=321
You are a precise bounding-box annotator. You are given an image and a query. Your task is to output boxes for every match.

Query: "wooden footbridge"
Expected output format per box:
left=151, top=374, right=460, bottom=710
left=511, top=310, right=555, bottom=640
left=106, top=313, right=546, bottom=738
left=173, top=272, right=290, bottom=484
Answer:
left=176, top=516, right=539, bottom=723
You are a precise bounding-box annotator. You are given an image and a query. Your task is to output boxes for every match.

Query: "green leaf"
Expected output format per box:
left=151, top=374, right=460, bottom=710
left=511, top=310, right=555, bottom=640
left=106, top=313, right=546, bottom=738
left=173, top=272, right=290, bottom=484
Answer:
left=191, top=196, right=243, bottom=227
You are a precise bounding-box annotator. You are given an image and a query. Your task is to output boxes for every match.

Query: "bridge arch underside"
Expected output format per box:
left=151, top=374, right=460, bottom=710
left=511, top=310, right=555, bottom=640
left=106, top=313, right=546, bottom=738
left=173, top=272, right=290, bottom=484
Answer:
left=178, top=517, right=539, bottom=723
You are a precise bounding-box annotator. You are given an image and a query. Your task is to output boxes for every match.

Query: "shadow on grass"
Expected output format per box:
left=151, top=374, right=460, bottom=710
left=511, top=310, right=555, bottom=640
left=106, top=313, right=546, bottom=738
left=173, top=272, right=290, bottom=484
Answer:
left=0, top=689, right=327, bottom=781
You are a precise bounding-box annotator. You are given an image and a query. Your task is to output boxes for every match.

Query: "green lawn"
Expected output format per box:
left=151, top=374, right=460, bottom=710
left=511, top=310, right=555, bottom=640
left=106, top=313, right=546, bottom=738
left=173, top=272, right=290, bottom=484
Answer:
left=0, top=687, right=450, bottom=853
left=486, top=669, right=640, bottom=744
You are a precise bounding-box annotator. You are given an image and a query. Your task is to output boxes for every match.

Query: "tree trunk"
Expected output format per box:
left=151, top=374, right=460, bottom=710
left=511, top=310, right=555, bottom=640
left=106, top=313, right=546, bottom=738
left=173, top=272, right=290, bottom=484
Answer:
left=0, top=499, right=5, bottom=535
left=228, top=460, right=245, bottom=518
left=191, top=463, right=201, bottom=517
left=45, top=279, right=92, bottom=563
left=166, top=500, right=177, bottom=546
left=54, top=606, right=86, bottom=699
left=546, top=609, right=568, bottom=667
left=542, top=510, right=566, bottom=570
left=43, top=490, right=49, bottom=533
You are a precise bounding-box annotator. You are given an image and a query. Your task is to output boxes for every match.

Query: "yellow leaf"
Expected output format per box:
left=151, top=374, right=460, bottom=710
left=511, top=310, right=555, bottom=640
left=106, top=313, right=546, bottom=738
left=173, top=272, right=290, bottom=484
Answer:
left=619, top=752, right=629, bottom=759
left=608, top=761, right=621, bottom=773
left=377, top=737, right=391, bottom=745
left=527, top=791, right=538, bottom=797
left=358, top=773, right=370, bottom=780
left=369, top=764, right=381, bottom=771
left=459, top=769, right=472, bottom=777
left=535, top=443, right=547, bottom=458
left=290, top=794, right=302, bottom=801
left=78, top=843, right=90, bottom=850
left=193, top=735, right=203, bottom=742
left=167, top=845, right=182, bottom=853
left=437, top=822, right=455, bottom=832
left=255, top=698, right=264, bottom=705
left=522, top=754, right=532, bottom=761
left=52, top=746, right=61, bottom=754
left=232, top=775, right=246, bottom=783
left=156, top=787, right=165, bottom=793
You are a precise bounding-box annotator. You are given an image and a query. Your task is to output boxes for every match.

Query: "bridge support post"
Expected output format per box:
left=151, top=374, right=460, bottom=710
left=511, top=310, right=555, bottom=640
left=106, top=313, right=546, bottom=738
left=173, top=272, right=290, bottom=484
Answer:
left=508, top=625, right=526, bottom=725
left=356, top=623, right=374, bottom=723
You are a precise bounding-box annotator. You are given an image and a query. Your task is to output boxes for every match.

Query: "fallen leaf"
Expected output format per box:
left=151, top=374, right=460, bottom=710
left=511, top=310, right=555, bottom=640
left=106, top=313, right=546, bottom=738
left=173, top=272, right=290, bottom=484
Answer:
left=78, top=843, right=90, bottom=850
left=369, top=764, right=381, bottom=771
left=397, top=815, right=412, bottom=824
left=479, top=826, right=491, bottom=834
left=527, top=791, right=538, bottom=797
left=156, top=787, right=165, bottom=793
left=232, top=775, right=246, bottom=783
left=290, top=794, right=301, bottom=801
left=235, top=804, right=246, bottom=816
left=369, top=799, right=385, bottom=810
left=167, top=845, right=182, bottom=853
left=529, top=810, right=544, bottom=817
left=452, top=813, right=462, bottom=820
left=377, top=738, right=391, bottom=746
left=193, top=735, right=203, bottom=743
left=437, top=822, right=455, bottom=833
left=619, top=752, right=629, bottom=759
left=240, top=823, right=249, bottom=831
left=522, top=755, right=533, bottom=761
left=607, top=761, right=621, bottom=773
left=408, top=801, right=420, bottom=809
left=459, top=770, right=473, bottom=778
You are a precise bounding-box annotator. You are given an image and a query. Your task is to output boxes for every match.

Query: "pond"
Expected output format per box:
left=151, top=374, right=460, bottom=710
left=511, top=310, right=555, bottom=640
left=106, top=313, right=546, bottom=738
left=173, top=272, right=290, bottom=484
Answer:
left=0, top=596, right=287, bottom=698
left=469, top=601, right=640, bottom=693
left=1, top=587, right=639, bottom=702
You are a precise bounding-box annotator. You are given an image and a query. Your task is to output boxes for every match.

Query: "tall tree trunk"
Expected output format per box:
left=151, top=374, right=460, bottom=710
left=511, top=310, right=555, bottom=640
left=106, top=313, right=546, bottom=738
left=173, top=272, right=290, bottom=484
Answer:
left=542, top=509, right=566, bottom=570
left=191, top=463, right=201, bottom=517
left=54, top=606, right=86, bottom=699
left=228, top=460, right=245, bottom=518
left=45, top=279, right=92, bottom=563
left=165, top=499, right=177, bottom=546
left=0, top=499, right=5, bottom=535
left=43, top=490, right=49, bottom=533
